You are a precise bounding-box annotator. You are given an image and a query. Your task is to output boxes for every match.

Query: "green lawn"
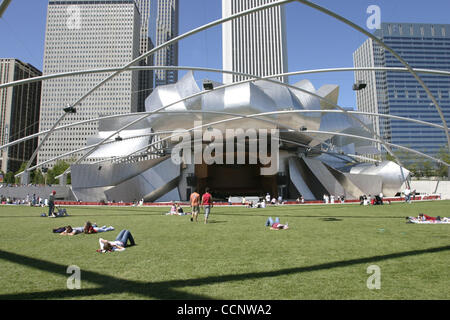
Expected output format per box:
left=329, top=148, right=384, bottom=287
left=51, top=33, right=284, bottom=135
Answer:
left=0, top=201, right=449, bottom=300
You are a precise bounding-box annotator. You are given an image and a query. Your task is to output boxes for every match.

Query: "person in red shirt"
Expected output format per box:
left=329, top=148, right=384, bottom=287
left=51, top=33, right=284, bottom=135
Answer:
left=265, top=217, right=289, bottom=230
left=419, top=213, right=439, bottom=222
left=201, top=188, right=213, bottom=224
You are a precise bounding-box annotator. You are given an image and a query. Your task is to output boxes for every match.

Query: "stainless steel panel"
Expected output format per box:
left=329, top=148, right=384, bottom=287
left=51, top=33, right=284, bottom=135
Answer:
left=288, top=157, right=316, bottom=200
left=302, top=156, right=345, bottom=197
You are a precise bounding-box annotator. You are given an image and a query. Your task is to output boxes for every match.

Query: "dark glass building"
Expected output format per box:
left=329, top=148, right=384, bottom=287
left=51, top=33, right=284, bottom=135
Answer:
left=354, top=23, right=450, bottom=163
left=0, top=59, right=42, bottom=173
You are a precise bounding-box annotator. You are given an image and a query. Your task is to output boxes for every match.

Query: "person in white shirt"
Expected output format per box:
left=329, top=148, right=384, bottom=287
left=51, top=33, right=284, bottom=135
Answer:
left=404, top=188, right=411, bottom=203
left=98, top=229, right=135, bottom=253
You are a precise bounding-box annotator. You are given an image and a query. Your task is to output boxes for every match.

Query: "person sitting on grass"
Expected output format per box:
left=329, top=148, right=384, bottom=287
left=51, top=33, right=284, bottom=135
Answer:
left=97, top=229, right=135, bottom=253
left=166, top=202, right=178, bottom=215
left=265, top=217, right=289, bottom=230
left=176, top=204, right=185, bottom=215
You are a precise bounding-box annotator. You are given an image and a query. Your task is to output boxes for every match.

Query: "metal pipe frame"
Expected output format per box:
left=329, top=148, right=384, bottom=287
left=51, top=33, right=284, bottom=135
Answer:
left=2, top=65, right=450, bottom=91
left=2, top=1, right=448, bottom=179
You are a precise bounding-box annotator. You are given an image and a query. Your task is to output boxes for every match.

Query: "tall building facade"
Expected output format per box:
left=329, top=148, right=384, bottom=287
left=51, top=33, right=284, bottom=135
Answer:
left=354, top=23, right=450, bottom=162
left=0, top=59, right=42, bottom=173
left=136, top=0, right=154, bottom=112
left=153, top=0, right=179, bottom=87
left=222, top=0, right=288, bottom=84
left=38, top=0, right=141, bottom=167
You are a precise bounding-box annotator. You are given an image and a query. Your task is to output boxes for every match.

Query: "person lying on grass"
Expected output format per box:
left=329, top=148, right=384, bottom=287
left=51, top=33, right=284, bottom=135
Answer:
left=265, top=217, right=289, bottom=230
left=97, top=229, right=135, bottom=253
left=84, top=221, right=114, bottom=234
left=56, top=226, right=83, bottom=235
left=406, top=214, right=449, bottom=223
left=54, top=224, right=114, bottom=235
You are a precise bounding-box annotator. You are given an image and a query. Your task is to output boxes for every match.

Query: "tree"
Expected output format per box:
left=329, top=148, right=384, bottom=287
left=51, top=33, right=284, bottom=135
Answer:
left=32, top=169, right=45, bottom=185
left=436, top=146, right=450, bottom=178
left=46, top=160, right=71, bottom=185
left=422, top=160, right=434, bottom=178
left=4, top=171, right=15, bottom=184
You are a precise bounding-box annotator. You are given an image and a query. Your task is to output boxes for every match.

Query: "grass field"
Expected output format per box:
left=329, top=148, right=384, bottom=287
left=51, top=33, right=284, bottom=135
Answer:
left=0, top=201, right=449, bottom=300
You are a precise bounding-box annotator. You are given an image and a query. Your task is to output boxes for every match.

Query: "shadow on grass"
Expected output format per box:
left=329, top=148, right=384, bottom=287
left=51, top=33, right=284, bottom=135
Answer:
left=1, top=245, right=449, bottom=300
left=320, top=218, right=343, bottom=222
left=213, top=212, right=404, bottom=220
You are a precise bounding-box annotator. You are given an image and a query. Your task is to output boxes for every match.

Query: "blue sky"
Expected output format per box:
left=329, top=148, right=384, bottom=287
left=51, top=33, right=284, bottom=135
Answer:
left=1, top=0, right=450, bottom=109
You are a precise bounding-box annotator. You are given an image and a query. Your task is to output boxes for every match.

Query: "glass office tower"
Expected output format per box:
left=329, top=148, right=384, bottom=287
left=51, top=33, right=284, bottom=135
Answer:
left=153, top=0, right=179, bottom=87
left=0, top=59, right=42, bottom=173
left=354, top=23, right=450, bottom=163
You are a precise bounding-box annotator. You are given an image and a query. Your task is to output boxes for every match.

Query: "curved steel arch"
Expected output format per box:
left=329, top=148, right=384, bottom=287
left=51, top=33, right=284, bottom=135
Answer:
left=19, top=0, right=295, bottom=176
left=295, top=0, right=450, bottom=156
left=2, top=65, right=450, bottom=90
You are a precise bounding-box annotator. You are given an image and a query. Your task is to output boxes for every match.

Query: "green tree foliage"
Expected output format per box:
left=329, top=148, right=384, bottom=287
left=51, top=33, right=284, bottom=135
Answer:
left=436, top=146, right=450, bottom=177
left=32, top=169, right=45, bottom=185
left=4, top=171, right=15, bottom=184
left=46, top=160, right=71, bottom=185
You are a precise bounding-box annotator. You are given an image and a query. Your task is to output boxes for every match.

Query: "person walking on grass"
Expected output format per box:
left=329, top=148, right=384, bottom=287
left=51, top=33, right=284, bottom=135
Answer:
left=190, top=191, right=200, bottom=222
left=190, top=190, right=200, bottom=222
left=202, top=187, right=213, bottom=224
left=48, top=190, right=56, bottom=217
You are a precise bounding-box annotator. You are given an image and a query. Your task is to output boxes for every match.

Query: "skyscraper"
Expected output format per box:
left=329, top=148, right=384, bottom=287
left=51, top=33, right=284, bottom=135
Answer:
left=222, top=0, right=288, bottom=84
left=354, top=23, right=450, bottom=162
left=153, top=0, right=179, bottom=87
left=38, top=0, right=141, bottom=167
left=0, top=59, right=42, bottom=173
left=136, top=0, right=154, bottom=111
